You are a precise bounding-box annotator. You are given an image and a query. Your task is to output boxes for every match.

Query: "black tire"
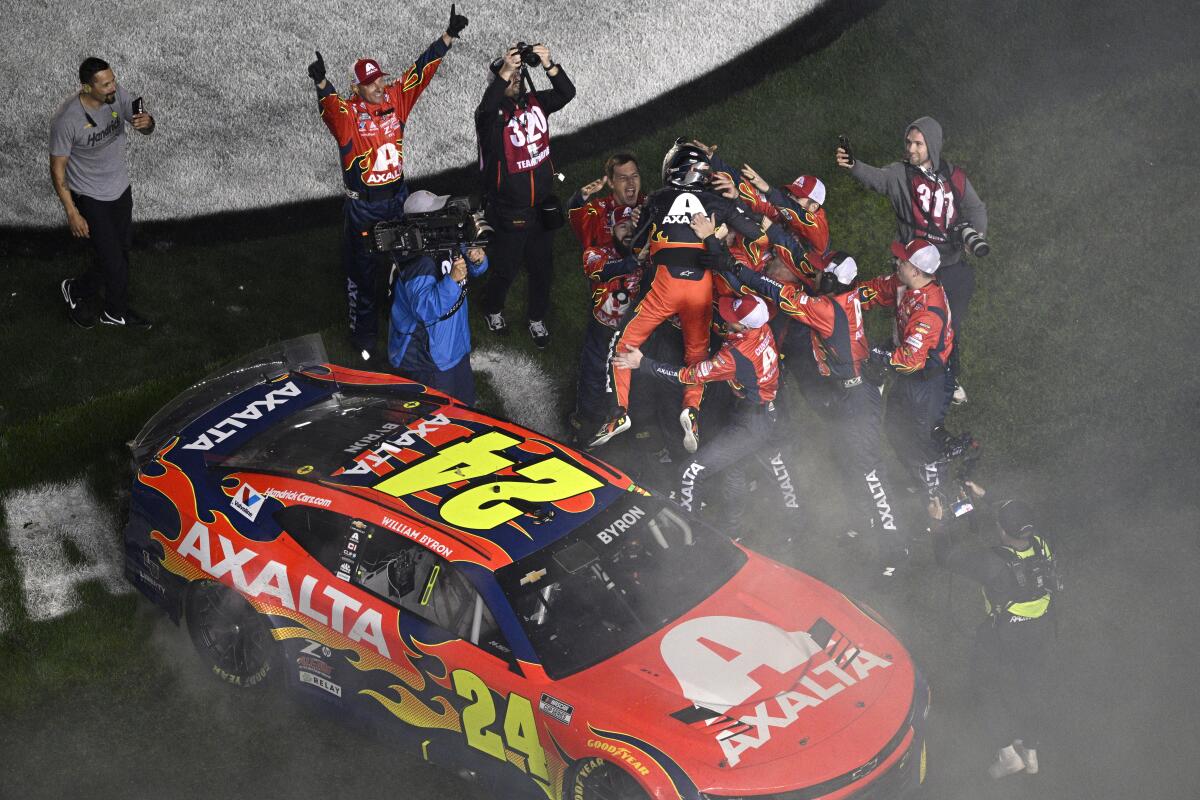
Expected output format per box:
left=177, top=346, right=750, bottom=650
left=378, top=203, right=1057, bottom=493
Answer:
left=185, top=580, right=276, bottom=689
left=569, top=758, right=649, bottom=800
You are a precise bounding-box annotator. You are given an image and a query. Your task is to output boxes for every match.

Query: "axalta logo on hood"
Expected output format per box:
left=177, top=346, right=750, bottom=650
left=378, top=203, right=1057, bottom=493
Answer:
left=183, top=381, right=302, bottom=451
left=660, top=616, right=892, bottom=767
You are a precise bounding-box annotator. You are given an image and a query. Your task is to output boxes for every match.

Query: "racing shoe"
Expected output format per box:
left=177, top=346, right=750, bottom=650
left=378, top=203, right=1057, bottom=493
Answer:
left=988, top=744, right=1026, bottom=779
left=99, top=308, right=152, bottom=329
left=483, top=310, right=509, bottom=336
left=528, top=319, right=550, bottom=350
left=60, top=278, right=95, bottom=329
left=588, top=412, right=631, bottom=448
left=1013, top=740, right=1038, bottom=774
left=679, top=406, right=700, bottom=453
left=952, top=381, right=968, bottom=405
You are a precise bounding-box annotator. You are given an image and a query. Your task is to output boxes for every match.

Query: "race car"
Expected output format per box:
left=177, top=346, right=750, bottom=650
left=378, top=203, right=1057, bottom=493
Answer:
left=124, top=335, right=929, bottom=800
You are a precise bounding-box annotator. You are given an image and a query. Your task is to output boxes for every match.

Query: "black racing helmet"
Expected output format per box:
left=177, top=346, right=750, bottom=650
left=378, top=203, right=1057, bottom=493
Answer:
left=662, top=138, right=712, bottom=189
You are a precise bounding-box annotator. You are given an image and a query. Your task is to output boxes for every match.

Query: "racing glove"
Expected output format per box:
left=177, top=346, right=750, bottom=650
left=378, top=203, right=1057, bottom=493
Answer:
left=447, top=4, right=469, bottom=38
left=861, top=346, right=893, bottom=387
left=307, top=51, right=326, bottom=85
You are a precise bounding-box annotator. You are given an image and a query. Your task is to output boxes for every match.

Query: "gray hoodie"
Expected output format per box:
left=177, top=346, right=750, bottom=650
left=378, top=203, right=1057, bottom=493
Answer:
left=849, top=116, right=988, bottom=267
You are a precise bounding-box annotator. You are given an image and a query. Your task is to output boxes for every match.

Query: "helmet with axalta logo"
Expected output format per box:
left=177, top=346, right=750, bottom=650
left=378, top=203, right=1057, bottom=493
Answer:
left=662, top=138, right=712, bottom=189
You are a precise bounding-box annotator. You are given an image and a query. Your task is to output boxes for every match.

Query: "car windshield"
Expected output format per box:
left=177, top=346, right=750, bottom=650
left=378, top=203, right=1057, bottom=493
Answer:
left=495, top=494, right=747, bottom=678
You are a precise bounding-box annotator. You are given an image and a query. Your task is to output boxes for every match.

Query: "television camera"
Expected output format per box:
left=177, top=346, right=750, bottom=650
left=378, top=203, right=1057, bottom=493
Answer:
left=368, top=196, right=492, bottom=258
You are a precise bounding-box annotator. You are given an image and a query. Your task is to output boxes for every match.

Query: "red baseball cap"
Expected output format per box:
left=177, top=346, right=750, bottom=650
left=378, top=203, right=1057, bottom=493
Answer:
left=608, top=205, right=634, bottom=228
left=784, top=175, right=826, bottom=206
left=354, top=58, right=389, bottom=85
left=890, top=238, right=941, bottom=274
left=717, top=294, right=770, bottom=329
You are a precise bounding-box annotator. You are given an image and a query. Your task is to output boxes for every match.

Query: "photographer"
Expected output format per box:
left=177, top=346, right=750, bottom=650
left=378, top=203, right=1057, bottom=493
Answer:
left=309, top=4, right=469, bottom=362
left=475, top=43, right=576, bottom=349
left=837, top=117, right=986, bottom=406
left=387, top=191, right=489, bottom=405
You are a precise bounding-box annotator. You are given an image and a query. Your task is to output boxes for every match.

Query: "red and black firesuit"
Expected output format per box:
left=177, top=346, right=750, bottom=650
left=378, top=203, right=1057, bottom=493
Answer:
left=572, top=210, right=642, bottom=439
left=635, top=299, right=780, bottom=531
left=858, top=267, right=956, bottom=495
left=568, top=189, right=646, bottom=249
left=475, top=63, right=575, bottom=325
left=608, top=185, right=762, bottom=417
left=724, top=244, right=910, bottom=557
left=317, top=38, right=451, bottom=356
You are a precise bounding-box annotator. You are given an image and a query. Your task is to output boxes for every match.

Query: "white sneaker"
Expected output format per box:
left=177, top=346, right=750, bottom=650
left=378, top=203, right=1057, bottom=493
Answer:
left=952, top=381, right=968, bottom=405
left=988, top=744, right=1026, bottom=779
left=679, top=406, right=700, bottom=453
left=528, top=319, right=550, bottom=350
left=484, top=311, right=508, bottom=335
left=1013, top=740, right=1038, bottom=774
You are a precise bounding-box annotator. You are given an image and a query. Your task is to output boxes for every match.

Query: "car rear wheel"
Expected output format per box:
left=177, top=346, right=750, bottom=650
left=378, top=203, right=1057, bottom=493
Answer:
left=570, top=758, right=649, bottom=800
left=185, top=580, right=276, bottom=689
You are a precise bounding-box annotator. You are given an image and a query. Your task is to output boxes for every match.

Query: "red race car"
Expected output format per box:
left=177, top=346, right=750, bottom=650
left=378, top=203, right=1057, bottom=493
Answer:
left=125, top=336, right=929, bottom=800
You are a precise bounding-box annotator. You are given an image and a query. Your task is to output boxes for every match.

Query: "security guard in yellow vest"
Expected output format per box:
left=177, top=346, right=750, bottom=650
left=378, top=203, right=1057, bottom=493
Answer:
left=932, top=496, right=1061, bottom=780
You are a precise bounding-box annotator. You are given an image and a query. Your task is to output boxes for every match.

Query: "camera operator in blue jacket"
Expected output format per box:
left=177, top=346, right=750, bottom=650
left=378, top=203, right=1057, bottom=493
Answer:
left=388, top=190, right=489, bottom=405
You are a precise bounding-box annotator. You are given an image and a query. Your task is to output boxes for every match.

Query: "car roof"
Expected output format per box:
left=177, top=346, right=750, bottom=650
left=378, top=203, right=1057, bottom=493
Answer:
left=162, top=364, right=644, bottom=571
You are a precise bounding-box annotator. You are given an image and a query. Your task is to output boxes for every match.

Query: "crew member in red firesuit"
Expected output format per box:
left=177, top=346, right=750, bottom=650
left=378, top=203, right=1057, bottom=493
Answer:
left=858, top=238, right=955, bottom=510
left=307, top=5, right=469, bottom=362
left=476, top=43, right=576, bottom=350
left=590, top=139, right=764, bottom=453
left=722, top=243, right=911, bottom=575
left=838, top=117, right=986, bottom=406
left=568, top=205, right=642, bottom=444
left=613, top=287, right=779, bottom=534
left=711, top=160, right=830, bottom=257
left=567, top=153, right=643, bottom=249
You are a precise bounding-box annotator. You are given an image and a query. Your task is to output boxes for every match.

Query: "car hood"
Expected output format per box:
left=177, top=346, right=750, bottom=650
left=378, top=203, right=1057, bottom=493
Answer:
left=559, top=550, right=916, bottom=788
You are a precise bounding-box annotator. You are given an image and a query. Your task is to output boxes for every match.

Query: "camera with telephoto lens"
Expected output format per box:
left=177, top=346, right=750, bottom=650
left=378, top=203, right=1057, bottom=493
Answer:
left=369, top=196, right=492, bottom=257
left=514, top=42, right=542, bottom=67
left=950, top=221, right=990, bottom=257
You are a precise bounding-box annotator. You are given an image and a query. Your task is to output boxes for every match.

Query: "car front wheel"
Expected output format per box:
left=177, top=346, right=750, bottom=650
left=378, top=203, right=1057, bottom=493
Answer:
left=185, top=580, right=276, bottom=689
left=570, top=758, right=649, bottom=800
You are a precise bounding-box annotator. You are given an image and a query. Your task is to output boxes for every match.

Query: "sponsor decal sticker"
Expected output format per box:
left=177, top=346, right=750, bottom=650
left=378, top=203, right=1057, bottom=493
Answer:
left=230, top=482, right=264, bottom=522
left=539, top=693, right=574, bottom=725
left=299, top=671, right=343, bottom=697
left=183, top=381, right=302, bottom=451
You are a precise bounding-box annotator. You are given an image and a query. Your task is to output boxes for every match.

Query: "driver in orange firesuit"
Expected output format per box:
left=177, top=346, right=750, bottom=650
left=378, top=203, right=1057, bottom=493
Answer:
left=590, top=139, right=764, bottom=454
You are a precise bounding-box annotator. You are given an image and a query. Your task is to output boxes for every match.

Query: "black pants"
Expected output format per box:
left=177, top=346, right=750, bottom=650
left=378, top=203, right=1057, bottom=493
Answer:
left=72, top=186, right=133, bottom=316
left=836, top=381, right=906, bottom=541
left=677, top=401, right=776, bottom=531
left=343, top=194, right=406, bottom=353
left=971, top=615, right=1054, bottom=749
left=574, top=317, right=618, bottom=434
left=481, top=209, right=554, bottom=323
left=886, top=368, right=950, bottom=492
left=938, top=257, right=975, bottom=403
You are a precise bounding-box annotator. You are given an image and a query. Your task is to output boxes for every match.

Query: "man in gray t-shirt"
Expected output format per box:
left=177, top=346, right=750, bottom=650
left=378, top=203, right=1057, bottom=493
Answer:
left=50, top=56, right=156, bottom=328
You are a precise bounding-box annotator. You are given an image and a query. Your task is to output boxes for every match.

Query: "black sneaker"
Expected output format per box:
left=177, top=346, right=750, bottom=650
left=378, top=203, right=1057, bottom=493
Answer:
left=528, top=319, right=550, bottom=350
left=100, top=308, right=153, bottom=329
left=61, top=278, right=95, bottom=329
